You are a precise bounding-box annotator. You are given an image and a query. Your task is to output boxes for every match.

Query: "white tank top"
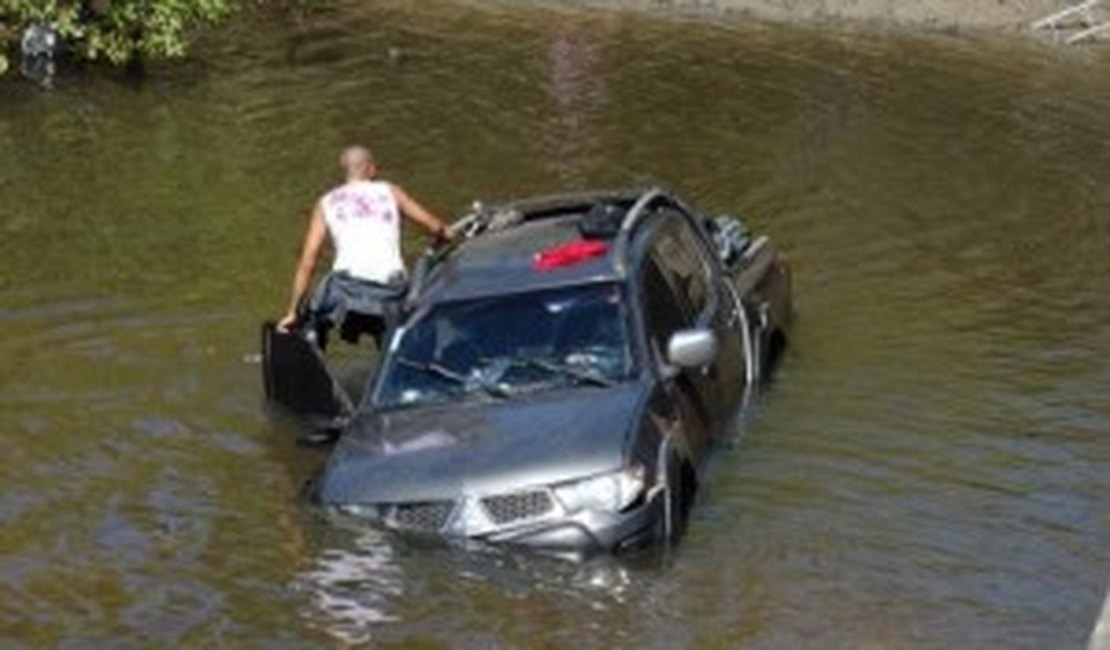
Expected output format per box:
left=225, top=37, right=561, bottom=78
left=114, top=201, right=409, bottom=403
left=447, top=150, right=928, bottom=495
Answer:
left=321, top=180, right=405, bottom=283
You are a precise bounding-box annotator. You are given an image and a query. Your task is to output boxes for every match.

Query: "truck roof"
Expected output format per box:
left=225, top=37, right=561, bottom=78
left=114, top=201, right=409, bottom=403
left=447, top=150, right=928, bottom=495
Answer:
left=414, top=189, right=650, bottom=304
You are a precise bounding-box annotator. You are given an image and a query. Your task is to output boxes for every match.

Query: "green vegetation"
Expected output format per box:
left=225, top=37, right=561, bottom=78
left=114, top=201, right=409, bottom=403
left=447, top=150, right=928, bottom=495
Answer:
left=0, top=18, right=11, bottom=73
left=0, top=0, right=249, bottom=74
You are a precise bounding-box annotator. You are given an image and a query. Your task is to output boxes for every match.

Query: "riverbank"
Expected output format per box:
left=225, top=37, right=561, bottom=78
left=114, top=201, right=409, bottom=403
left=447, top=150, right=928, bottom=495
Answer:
left=551, top=0, right=1084, bottom=32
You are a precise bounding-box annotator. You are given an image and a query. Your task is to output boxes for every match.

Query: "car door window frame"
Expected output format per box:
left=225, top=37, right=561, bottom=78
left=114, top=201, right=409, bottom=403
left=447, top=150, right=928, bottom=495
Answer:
left=639, top=252, right=688, bottom=360
left=648, top=207, right=720, bottom=330
left=629, top=201, right=721, bottom=368
left=629, top=206, right=677, bottom=367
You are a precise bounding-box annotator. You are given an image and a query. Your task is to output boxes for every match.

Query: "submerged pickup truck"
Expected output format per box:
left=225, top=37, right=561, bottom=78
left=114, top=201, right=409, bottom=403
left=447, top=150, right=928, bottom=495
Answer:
left=263, top=187, right=792, bottom=558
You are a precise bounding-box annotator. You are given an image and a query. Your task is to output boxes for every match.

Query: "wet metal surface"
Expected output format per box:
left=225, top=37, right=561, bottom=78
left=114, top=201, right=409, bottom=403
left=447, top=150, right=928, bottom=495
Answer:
left=1, top=1, right=1108, bottom=647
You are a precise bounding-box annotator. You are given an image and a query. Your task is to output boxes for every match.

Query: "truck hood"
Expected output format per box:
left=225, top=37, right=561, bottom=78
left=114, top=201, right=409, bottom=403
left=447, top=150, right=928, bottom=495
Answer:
left=316, top=383, right=647, bottom=505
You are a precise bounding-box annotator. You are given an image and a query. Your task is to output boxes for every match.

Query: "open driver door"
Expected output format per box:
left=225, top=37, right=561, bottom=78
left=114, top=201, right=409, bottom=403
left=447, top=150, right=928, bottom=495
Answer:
left=261, top=322, right=354, bottom=435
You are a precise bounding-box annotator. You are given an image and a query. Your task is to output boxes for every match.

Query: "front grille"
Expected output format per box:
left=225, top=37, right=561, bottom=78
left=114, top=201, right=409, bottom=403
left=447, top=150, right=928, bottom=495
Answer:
left=481, top=490, right=554, bottom=525
left=389, top=501, right=454, bottom=531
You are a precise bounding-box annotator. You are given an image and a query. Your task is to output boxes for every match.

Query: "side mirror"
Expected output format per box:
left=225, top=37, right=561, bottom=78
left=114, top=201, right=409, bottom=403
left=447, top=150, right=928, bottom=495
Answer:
left=666, top=328, right=718, bottom=369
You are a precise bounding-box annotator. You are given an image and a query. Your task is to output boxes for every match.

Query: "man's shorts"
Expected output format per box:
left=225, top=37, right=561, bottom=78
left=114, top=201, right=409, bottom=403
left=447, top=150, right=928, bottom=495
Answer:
left=302, top=271, right=407, bottom=349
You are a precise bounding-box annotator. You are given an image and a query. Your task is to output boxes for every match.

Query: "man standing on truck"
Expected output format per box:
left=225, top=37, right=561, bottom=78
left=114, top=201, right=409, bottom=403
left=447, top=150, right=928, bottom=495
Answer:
left=276, top=145, right=452, bottom=348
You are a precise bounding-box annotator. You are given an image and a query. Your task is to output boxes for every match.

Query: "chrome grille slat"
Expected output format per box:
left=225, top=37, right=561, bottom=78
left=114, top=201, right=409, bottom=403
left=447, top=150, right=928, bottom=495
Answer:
left=481, top=490, right=554, bottom=525
left=390, top=501, right=454, bottom=531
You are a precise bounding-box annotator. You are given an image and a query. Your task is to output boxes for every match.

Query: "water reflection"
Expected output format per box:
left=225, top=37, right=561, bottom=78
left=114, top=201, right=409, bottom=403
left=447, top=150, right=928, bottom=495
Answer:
left=293, top=524, right=404, bottom=645
left=544, top=17, right=609, bottom=182
left=291, top=516, right=646, bottom=646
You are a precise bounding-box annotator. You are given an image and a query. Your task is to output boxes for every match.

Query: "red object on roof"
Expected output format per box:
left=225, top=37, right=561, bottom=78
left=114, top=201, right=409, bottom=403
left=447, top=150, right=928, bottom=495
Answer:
left=533, top=240, right=610, bottom=272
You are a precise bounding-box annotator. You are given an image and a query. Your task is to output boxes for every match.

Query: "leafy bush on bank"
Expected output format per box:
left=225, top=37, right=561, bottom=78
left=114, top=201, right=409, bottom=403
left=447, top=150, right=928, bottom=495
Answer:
left=0, top=0, right=248, bottom=75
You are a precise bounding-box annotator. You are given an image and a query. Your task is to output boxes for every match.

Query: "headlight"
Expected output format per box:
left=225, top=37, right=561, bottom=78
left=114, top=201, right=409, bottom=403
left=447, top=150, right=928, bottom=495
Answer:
left=554, top=465, right=646, bottom=513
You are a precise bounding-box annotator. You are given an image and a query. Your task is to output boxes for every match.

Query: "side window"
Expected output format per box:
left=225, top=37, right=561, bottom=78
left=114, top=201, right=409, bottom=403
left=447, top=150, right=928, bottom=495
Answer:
left=640, top=256, right=686, bottom=357
left=652, top=214, right=714, bottom=321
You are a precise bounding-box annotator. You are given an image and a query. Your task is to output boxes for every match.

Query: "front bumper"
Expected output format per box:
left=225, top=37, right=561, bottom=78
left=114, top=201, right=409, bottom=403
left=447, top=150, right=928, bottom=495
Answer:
left=333, top=484, right=665, bottom=560
left=483, top=488, right=664, bottom=559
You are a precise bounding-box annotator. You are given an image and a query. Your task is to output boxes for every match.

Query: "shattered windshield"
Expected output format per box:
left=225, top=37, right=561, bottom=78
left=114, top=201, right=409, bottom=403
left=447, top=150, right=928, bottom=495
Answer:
left=376, top=283, right=633, bottom=409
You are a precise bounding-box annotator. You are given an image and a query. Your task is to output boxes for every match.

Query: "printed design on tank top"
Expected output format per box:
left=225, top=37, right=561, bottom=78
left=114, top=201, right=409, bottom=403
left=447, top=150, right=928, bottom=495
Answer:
left=326, top=186, right=398, bottom=223
left=322, top=181, right=405, bottom=283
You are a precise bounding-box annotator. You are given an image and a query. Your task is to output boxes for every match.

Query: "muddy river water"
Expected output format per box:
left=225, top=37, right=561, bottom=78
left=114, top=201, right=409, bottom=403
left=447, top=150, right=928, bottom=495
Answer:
left=2, top=1, right=1109, bottom=647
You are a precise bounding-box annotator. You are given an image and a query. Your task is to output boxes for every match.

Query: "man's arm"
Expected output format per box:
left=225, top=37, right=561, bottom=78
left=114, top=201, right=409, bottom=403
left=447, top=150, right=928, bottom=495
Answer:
left=277, top=202, right=327, bottom=332
left=391, top=183, right=453, bottom=241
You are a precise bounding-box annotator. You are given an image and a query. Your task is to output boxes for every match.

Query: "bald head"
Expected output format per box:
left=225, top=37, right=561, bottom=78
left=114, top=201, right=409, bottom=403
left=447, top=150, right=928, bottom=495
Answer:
left=339, top=145, right=376, bottom=180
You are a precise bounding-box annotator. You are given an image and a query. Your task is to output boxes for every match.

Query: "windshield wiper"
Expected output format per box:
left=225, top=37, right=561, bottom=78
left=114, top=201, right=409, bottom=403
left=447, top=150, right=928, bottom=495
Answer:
left=514, top=357, right=616, bottom=388
left=395, top=357, right=512, bottom=399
